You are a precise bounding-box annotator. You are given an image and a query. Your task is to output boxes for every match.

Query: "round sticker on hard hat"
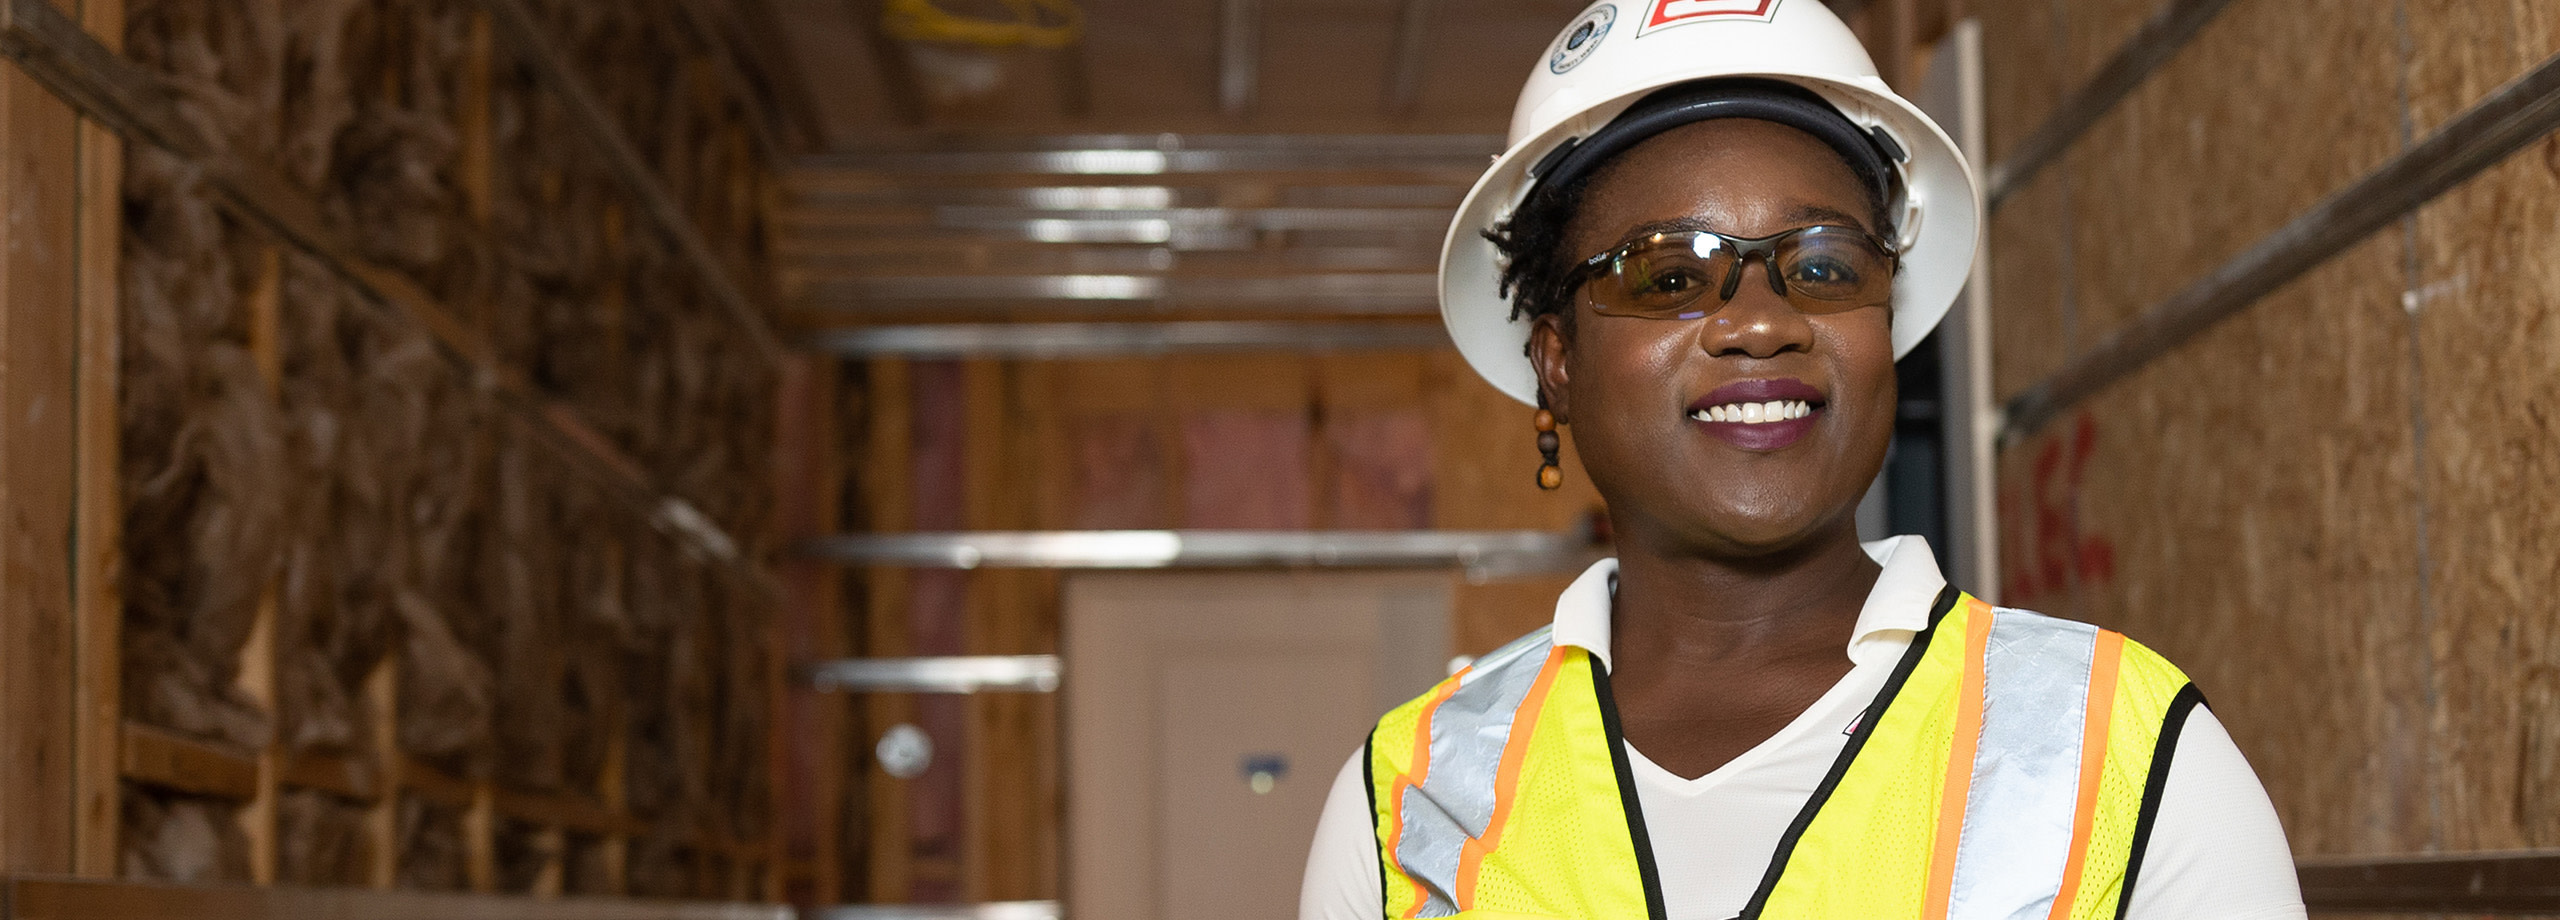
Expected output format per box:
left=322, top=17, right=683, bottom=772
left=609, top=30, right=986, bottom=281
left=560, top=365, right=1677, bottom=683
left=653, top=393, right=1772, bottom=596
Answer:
left=1548, top=5, right=1616, bottom=74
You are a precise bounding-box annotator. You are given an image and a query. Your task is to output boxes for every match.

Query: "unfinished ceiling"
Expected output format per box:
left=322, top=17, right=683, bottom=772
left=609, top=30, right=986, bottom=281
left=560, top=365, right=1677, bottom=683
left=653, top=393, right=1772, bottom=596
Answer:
left=759, top=0, right=1585, bottom=140
left=733, top=0, right=1867, bottom=347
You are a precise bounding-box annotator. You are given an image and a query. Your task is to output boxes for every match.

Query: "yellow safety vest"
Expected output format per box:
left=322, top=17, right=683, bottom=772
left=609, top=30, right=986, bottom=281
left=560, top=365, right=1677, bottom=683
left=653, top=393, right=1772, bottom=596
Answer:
left=1366, top=589, right=2202, bottom=920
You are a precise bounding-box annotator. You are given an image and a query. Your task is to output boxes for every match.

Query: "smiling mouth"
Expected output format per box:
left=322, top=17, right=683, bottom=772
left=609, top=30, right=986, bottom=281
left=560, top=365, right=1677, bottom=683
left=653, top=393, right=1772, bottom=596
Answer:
left=1687, top=399, right=1817, bottom=424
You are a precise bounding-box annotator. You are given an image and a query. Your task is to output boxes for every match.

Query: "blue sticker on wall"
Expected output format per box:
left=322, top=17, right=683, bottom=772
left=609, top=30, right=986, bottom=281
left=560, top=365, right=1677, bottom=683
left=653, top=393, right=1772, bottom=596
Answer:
left=1549, top=5, right=1617, bottom=74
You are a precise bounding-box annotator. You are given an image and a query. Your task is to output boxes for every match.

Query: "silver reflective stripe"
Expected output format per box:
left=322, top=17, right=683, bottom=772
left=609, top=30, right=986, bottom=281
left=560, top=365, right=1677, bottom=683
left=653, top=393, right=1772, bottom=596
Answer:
left=1946, top=608, right=2101, bottom=920
left=1394, top=626, right=1556, bottom=917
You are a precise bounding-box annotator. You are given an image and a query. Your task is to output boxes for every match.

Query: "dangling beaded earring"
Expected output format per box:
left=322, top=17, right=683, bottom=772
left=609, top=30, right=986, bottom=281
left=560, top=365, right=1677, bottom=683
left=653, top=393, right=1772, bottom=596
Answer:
left=1534, top=396, right=1562, bottom=491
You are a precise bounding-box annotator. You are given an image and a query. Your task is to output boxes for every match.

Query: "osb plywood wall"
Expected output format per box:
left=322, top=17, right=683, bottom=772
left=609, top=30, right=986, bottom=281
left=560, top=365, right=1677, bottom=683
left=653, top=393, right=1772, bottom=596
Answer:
left=846, top=350, right=1603, bottom=900
left=115, top=0, right=780, bottom=897
left=1980, top=0, right=2560, bottom=866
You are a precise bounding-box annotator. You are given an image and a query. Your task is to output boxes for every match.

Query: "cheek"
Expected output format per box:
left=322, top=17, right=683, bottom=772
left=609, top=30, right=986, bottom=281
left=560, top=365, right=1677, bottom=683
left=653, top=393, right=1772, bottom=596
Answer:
left=1567, top=323, right=1693, bottom=415
left=1817, top=314, right=1899, bottom=441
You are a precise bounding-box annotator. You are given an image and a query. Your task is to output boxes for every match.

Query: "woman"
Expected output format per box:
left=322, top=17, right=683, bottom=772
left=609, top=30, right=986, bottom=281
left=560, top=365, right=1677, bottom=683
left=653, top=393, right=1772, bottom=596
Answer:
left=1300, top=3, right=2305, bottom=918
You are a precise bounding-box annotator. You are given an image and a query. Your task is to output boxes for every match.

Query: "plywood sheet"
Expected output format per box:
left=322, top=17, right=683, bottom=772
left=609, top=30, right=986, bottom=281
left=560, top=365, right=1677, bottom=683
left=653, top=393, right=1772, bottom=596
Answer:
left=2063, top=0, right=2400, bottom=347
left=2413, top=139, right=2560, bottom=852
left=2063, top=0, right=2167, bottom=89
left=2023, top=232, right=2426, bottom=856
left=2404, top=0, right=2560, bottom=137
left=1977, top=0, right=2064, bottom=164
left=1987, top=164, right=2073, bottom=403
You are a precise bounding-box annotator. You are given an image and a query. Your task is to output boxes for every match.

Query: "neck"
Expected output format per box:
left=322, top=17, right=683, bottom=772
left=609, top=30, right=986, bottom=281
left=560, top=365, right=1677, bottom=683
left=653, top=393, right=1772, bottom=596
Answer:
left=1608, top=519, right=1883, bottom=669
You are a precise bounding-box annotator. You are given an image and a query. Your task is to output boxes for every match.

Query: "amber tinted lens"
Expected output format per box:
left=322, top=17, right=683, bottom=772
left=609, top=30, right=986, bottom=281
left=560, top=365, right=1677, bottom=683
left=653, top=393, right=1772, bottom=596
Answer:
left=1774, top=227, right=1893, bottom=312
left=1588, top=237, right=1737, bottom=319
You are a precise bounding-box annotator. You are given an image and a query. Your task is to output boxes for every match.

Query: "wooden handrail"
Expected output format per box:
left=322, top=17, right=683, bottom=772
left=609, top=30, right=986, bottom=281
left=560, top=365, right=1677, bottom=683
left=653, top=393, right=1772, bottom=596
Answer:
left=0, top=875, right=788, bottom=920
left=2298, top=850, right=2560, bottom=912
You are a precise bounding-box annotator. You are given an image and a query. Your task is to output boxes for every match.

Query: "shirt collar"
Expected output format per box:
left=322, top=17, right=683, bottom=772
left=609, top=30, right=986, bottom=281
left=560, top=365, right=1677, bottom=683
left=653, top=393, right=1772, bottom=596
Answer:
left=1551, top=535, right=1950, bottom=672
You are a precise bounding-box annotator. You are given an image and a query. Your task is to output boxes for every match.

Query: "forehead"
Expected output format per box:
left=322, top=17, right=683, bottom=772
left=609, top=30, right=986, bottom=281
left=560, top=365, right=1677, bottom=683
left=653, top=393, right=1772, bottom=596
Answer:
left=1565, top=118, right=1873, bottom=252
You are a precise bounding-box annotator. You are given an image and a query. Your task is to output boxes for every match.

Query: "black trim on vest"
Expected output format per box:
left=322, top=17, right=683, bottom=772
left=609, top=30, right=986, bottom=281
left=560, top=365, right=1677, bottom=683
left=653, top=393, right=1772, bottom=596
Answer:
left=2113, top=683, right=2206, bottom=920
left=1734, top=585, right=1963, bottom=920
left=1363, top=731, right=1387, bottom=915
left=1591, top=658, right=1670, bottom=920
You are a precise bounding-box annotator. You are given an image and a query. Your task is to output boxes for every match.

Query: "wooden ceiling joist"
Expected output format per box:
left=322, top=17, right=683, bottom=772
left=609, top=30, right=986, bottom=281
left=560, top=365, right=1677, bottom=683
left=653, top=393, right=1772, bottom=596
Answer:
left=800, top=320, right=1450, bottom=358
left=1217, top=0, right=1260, bottom=118
left=1383, top=0, right=1435, bottom=116
left=0, top=0, right=755, bottom=569
left=799, top=272, right=1438, bottom=317
left=792, top=133, right=1503, bottom=176
left=776, top=245, right=1437, bottom=280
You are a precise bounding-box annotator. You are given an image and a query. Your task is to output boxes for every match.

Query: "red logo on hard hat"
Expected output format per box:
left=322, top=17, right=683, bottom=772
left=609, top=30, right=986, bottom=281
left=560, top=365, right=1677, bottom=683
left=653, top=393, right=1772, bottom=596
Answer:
left=1640, top=0, right=1782, bottom=33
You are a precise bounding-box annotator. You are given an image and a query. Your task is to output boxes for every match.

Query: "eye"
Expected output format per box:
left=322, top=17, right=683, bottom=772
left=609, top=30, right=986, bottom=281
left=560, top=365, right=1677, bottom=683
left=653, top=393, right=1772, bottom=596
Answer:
left=1628, top=264, right=1706, bottom=296
left=1786, top=255, right=1861, bottom=291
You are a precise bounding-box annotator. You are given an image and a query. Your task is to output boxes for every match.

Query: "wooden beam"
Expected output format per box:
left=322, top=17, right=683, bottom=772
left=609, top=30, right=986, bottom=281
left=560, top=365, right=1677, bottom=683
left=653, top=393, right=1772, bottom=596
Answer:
left=0, top=3, right=85, bottom=871
left=363, top=658, right=401, bottom=888
left=0, top=0, right=762, bottom=574
left=237, top=246, right=284, bottom=886
left=458, top=10, right=496, bottom=228
left=465, top=781, right=498, bottom=892
left=845, top=0, right=928, bottom=127
left=860, top=360, right=917, bottom=898
left=1381, top=0, right=1433, bottom=116
left=403, top=757, right=479, bottom=811
left=277, top=751, right=376, bottom=802
left=598, top=725, right=630, bottom=894
left=118, top=723, right=259, bottom=800
left=1217, top=0, right=1260, bottom=118
left=1050, top=42, right=1092, bottom=120
left=493, top=789, right=646, bottom=839
left=2298, top=851, right=2560, bottom=911
left=771, top=356, right=846, bottom=907
left=473, top=0, right=785, bottom=360
left=69, top=0, right=124, bottom=879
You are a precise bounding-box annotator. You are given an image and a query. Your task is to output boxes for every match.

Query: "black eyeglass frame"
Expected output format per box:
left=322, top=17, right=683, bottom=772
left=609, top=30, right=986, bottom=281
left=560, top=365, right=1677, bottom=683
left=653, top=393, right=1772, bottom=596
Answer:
left=1558, top=224, right=1903, bottom=320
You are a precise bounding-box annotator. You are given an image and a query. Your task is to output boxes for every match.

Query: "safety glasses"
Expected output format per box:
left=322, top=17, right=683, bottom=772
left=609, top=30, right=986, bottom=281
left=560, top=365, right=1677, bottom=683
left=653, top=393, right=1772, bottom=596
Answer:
left=1562, top=225, right=1900, bottom=320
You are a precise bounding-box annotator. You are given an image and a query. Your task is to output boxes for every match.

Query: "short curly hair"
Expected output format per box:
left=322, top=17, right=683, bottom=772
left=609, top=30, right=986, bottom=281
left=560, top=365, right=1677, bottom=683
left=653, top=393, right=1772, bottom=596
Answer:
left=1482, top=142, right=1896, bottom=340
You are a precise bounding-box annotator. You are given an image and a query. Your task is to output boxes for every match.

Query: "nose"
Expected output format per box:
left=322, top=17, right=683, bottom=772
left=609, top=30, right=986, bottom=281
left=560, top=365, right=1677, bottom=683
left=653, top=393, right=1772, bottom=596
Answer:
left=1700, top=258, right=1813, bottom=359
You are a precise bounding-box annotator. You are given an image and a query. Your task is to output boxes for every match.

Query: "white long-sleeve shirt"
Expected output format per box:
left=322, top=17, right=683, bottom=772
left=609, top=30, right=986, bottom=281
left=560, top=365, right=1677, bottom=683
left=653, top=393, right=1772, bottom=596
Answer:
left=1302, top=537, right=2306, bottom=920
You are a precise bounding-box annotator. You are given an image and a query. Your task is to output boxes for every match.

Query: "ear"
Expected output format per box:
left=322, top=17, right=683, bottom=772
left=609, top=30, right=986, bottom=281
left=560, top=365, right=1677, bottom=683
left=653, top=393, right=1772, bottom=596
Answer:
left=1528, top=312, right=1573, bottom=423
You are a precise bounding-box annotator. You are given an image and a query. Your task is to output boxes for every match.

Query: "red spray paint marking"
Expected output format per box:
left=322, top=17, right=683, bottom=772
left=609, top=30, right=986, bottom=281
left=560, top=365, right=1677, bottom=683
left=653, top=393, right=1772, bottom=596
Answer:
left=2001, top=412, right=2115, bottom=607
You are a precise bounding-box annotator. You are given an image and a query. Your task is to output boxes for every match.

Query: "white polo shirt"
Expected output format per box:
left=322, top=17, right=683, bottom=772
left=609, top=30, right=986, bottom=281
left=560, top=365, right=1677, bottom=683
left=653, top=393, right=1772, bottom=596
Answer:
left=1301, top=536, right=2306, bottom=920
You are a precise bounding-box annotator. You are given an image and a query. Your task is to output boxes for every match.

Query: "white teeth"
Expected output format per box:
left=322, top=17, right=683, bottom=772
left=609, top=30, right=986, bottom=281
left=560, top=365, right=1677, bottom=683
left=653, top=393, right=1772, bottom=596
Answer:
left=1689, top=400, right=1816, bottom=425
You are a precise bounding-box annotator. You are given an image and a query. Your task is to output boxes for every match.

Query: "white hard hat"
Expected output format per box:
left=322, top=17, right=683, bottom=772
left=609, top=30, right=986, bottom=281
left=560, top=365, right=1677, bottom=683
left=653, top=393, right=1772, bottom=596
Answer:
left=1440, top=0, right=1982, bottom=405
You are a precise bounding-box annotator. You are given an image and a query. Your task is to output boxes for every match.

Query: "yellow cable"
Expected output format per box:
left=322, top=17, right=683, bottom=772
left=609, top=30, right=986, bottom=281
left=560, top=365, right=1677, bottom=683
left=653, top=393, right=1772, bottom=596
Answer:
left=883, top=0, right=1083, bottom=50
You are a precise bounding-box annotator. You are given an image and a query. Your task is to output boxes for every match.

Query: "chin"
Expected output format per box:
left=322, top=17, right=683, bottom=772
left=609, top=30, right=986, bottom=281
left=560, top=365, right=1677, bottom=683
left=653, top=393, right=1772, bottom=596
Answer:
left=1626, top=493, right=1854, bottom=563
left=1708, top=514, right=1845, bottom=560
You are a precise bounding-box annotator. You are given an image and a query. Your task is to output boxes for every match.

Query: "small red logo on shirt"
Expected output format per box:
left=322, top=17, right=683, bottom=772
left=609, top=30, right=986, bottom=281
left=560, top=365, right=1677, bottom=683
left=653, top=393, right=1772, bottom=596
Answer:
left=1641, top=0, right=1782, bottom=33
